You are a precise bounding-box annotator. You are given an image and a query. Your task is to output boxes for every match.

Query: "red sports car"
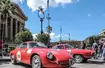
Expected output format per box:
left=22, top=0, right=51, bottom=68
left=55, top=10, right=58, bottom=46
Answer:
left=52, top=44, right=95, bottom=63
left=9, top=41, right=74, bottom=68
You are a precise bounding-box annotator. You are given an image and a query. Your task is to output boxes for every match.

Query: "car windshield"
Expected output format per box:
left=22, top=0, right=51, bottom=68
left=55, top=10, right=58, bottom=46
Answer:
left=29, top=42, right=47, bottom=48
left=65, top=44, right=74, bottom=49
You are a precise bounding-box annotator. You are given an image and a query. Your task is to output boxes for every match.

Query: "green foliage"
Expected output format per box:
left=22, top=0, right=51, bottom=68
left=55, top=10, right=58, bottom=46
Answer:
left=8, top=46, right=16, bottom=53
left=36, top=33, right=50, bottom=45
left=85, top=35, right=103, bottom=47
left=15, top=29, right=33, bottom=44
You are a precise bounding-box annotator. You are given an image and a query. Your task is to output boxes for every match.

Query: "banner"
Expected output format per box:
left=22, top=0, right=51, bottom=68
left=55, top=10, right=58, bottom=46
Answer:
left=0, top=40, right=2, bottom=49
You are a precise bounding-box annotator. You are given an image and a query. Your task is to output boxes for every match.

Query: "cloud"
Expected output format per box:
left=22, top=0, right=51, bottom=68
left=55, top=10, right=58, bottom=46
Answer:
left=32, top=32, right=68, bottom=40
left=11, top=0, right=24, bottom=4
left=11, top=0, right=79, bottom=11
left=32, top=34, right=37, bottom=39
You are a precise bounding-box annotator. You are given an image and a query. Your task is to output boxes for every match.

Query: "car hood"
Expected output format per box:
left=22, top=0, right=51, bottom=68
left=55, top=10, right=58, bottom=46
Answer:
left=32, top=48, right=72, bottom=61
left=70, top=48, right=94, bottom=53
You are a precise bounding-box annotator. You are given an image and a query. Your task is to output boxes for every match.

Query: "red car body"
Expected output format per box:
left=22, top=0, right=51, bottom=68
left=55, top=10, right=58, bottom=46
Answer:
left=52, top=44, right=95, bottom=63
left=9, top=41, right=74, bottom=68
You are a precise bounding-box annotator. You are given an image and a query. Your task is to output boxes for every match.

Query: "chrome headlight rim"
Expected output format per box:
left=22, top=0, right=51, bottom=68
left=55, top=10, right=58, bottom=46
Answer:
left=46, top=52, right=55, bottom=60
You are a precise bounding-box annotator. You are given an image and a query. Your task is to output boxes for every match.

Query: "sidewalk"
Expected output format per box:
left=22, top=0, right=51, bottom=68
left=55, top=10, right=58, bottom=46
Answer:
left=0, top=56, right=10, bottom=61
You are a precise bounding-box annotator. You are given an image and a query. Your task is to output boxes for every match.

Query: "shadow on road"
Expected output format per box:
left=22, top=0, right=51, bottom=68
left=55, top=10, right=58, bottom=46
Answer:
left=0, top=60, right=10, bottom=65
left=14, top=63, right=31, bottom=68
left=15, top=63, right=76, bottom=68
left=81, top=59, right=105, bottom=65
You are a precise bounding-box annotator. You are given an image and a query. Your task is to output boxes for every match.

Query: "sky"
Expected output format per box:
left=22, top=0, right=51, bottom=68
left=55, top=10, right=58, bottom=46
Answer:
left=11, top=0, right=105, bottom=42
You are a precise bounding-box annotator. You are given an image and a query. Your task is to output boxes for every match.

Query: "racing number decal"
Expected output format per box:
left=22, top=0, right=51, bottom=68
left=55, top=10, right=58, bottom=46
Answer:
left=16, top=51, right=21, bottom=61
left=27, top=49, right=32, bottom=54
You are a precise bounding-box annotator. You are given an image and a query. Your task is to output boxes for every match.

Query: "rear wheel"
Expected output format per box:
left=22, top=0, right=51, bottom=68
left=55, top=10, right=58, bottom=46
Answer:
left=31, top=55, right=43, bottom=68
left=10, top=54, right=17, bottom=64
left=74, top=55, right=84, bottom=63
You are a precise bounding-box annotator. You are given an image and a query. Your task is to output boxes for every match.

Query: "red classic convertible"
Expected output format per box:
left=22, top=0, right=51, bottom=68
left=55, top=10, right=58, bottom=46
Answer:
left=52, top=44, right=95, bottom=63
left=9, top=41, right=74, bottom=68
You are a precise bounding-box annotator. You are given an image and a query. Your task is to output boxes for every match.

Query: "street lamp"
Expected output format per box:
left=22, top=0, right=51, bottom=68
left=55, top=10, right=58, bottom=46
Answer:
left=46, top=0, right=52, bottom=47
left=38, top=6, right=45, bottom=34
left=68, top=33, right=70, bottom=44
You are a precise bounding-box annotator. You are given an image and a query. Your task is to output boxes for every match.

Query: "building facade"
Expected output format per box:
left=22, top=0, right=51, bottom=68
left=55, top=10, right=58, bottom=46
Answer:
left=0, top=3, right=27, bottom=44
left=100, top=29, right=105, bottom=36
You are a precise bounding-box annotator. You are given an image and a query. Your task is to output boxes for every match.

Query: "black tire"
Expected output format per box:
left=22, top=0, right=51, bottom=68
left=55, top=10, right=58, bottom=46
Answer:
left=10, top=54, right=17, bottom=64
left=31, top=55, right=43, bottom=68
left=74, top=55, right=84, bottom=63
left=83, top=59, right=88, bottom=62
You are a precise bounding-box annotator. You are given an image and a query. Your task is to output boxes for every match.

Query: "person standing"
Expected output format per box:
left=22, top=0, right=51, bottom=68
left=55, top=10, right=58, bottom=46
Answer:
left=0, top=40, right=2, bottom=59
left=92, top=41, right=98, bottom=59
left=102, top=43, right=105, bottom=60
left=98, top=43, right=103, bottom=57
left=81, top=41, right=86, bottom=49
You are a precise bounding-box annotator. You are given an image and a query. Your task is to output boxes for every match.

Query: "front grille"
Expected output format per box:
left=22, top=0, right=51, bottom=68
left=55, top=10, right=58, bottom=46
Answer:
left=59, top=59, right=74, bottom=67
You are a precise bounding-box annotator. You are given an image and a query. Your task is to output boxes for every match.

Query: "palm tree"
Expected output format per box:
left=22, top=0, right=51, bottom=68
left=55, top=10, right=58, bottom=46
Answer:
left=0, top=0, right=15, bottom=19
left=0, top=0, right=15, bottom=43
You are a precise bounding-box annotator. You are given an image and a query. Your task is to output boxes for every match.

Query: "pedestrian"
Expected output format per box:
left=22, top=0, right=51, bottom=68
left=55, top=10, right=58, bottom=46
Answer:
left=0, top=40, right=2, bottom=59
left=98, top=43, right=103, bottom=57
left=102, top=43, right=105, bottom=60
left=92, top=41, right=98, bottom=59
left=81, top=41, right=86, bottom=49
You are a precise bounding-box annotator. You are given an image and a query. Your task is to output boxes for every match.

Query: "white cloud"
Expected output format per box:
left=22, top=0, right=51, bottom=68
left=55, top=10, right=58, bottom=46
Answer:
left=11, top=0, right=24, bottom=4
left=32, top=34, right=37, bottom=39
left=11, top=0, right=79, bottom=11
left=32, top=32, right=68, bottom=40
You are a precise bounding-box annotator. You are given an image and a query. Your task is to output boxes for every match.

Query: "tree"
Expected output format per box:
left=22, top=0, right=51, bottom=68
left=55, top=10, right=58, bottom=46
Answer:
left=85, top=35, right=101, bottom=47
left=15, top=29, right=33, bottom=43
left=36, top=33, right=50, bottom=45
left=0, top=0, right=15, bottom=18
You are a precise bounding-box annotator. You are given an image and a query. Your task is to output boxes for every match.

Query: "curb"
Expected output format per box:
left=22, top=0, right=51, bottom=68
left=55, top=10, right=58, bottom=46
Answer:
left=0, top=59, right=11, bottom=61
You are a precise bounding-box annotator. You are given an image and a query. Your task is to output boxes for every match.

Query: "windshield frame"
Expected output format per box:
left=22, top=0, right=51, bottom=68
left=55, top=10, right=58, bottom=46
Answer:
left=29, top=42, right=47, bottom=48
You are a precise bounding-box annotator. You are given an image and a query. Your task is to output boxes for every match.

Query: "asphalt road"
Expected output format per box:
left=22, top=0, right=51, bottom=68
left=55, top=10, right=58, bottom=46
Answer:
left=0, top=59, right=105, bottom=68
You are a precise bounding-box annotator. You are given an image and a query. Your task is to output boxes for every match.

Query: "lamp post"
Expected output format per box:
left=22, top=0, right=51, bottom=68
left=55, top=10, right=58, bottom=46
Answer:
left=38, top=6, right=45, bottom=34
left=69, top=33, right=70, bottom=44
left=46, top=0, right=52, bottom=47
left=60, top=27, right=62, bottom=44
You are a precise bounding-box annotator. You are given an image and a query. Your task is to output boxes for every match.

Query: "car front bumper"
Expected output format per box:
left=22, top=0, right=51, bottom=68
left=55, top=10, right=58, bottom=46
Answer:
left=44, top=58, right=75, bottom=68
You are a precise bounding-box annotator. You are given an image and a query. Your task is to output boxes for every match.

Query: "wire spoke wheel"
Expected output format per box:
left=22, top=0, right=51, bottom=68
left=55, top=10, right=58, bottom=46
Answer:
left=32, top=55, right=42, bottom=68
left=10, top=54, right=17, bottom=64
left=74, top=55, right=84, bottom=63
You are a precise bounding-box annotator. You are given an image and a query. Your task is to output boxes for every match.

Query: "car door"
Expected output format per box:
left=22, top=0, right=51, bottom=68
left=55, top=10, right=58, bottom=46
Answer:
left=19, top=43, right=28, bottom=63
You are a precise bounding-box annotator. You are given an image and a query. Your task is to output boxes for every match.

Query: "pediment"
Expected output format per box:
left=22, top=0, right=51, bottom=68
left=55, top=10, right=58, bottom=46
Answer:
left=12, top=3, right=28, bottom=21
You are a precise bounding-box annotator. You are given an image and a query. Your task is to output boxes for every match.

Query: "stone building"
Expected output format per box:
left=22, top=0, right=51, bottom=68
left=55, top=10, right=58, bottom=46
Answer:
left=100, top=29, right=105, bottom=36
left=0, top=3, right=28, bottom=44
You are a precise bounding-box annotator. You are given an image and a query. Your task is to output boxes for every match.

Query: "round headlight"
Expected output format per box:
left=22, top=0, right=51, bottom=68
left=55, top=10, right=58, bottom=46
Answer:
left=47, top=52, right=54, bottom=60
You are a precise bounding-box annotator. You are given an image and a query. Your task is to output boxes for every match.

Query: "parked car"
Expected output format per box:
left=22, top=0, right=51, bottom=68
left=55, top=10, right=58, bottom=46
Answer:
left=9, top=41, right=75, bottom=68
left=52, top=44, right=95, bottom=63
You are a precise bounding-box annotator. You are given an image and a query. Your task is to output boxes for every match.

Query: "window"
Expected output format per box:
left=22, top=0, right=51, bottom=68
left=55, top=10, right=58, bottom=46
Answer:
left=20, top=43, right=27, bottom=48
left=29, top=42, right=47, bottom=48
left=57, top=46, right=64, bottom=49
left=65, top=45, right=74, bottom=49
left=29, top=42, right=38, bottom=48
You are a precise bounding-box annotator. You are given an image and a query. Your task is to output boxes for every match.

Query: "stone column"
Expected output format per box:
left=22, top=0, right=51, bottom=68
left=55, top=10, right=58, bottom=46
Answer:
left=15, top=20, right=18, bottom=35
left=0, top=13, right=1, bottom=39
left=10, top=18, right=13, bottom=40
left=5, top=15, right=8, bottom=39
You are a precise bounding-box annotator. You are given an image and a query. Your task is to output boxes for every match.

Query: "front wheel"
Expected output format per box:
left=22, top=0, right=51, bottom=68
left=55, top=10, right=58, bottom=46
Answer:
left=74, top=55, right=84, bottom=63
left=10, top=54, right=17, bottom=64
left=31, top=55, right=43, bottom=68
